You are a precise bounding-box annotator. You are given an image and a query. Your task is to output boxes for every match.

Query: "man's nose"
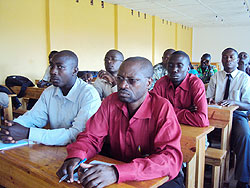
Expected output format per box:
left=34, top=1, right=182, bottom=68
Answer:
left=50, top=66, right=57, bottom=75
left=172, top=66, right=178, bottom=73
left=118, top=79, right=129, bottom=89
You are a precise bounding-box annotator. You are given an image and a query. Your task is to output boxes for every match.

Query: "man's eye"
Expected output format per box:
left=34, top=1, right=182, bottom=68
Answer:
left=58, top=65, right=63, bottom=69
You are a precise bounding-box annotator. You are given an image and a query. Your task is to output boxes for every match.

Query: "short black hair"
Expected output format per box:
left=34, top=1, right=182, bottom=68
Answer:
left=53, top=50, right=78, bottom=67
left=222, top=48, right=238, bottom=56
left=106, top=49, right=124, bottom=61
left=170, top=51, right=190, bottom=64
left=201, top=53, right=211, bottom=59
left=123, top=56, right=153, bottom=78
left=48, top=50, right=58, bottom=60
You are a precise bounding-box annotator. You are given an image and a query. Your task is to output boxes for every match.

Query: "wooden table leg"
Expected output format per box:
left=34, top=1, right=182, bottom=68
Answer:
left=195, top=136, right=206, bottom=188
left=186, top=154, right=196, bottom=188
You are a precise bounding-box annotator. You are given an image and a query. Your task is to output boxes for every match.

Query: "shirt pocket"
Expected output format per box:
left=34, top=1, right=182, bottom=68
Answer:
left=231, top=89, right=240, bottom=101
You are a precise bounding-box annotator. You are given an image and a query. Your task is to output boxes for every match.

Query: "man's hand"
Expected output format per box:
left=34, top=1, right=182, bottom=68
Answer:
left=0, top=121, right=29, bottom=143
left=78, top=164, right=118, bottom=188
left=188, top=105, right=198, bottom=112
left=81, top=73, right=94, bottom=83
left=218, top=100, right=235, bottom=107
left=207, top=98, right=215, bottom=105
left=37, top=80, right=51, bottom=88
left=98, top=70, right=116, bottom=87
left=56, top=158, right=81, bottom=183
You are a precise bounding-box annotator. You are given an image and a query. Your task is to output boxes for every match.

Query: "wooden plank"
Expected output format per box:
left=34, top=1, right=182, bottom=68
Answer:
left=0, top=145, right=169, bottom=188
left=181, top=124, right=214, bottom=188
left=10, top=86, right=44, bottom=100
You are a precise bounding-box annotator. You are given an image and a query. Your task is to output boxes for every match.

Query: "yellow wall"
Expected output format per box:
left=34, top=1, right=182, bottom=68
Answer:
left=117, top=6, right=152, bottom=62
left=154, top=16, right=176, bottom=64
left=176, top=24, right=193, bottom=59
left=0, top=0, right=47, bottom=84
left=50, top=0, right=115, bottom=71
left=0, top=0, right=193, bottom=84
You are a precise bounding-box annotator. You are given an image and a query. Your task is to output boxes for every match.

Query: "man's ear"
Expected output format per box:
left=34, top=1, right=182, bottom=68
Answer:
left=146, top=78, right=153, bottom=90
left=73, top=67, right=79, bottom=76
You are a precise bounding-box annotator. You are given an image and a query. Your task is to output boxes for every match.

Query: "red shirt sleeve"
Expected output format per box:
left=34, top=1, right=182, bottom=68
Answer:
left=175, top=79, right=209, bottom=127
left=66, top=99, right=109, bottom=160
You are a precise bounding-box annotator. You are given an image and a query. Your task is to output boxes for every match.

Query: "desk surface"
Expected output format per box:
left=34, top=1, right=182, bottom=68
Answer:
left=0, top=144, right=169, bottom=188
left=181, top=124, right=214, bottom=140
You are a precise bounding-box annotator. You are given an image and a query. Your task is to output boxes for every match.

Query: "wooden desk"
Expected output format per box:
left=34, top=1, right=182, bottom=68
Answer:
left=10, top=86, right=45, bottom=100
left=0, top=144, right=169, bottom=188
left=208, top=105, right=238, bottom=184
left=181, top=124, right=214, bottom=188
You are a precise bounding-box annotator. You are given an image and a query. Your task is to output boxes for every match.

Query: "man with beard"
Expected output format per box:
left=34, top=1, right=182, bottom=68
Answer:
left=150, top=48, right=176, bottom=89
left=152, top=51, right=209, bottom=127
left=93, top=49, right=124, bottom=99
left=197, top=53, right=217, bottom=84
left=0, top=50, right=101, bottom=146
left=238, top=52, right=250, bottom=76
left=207, top=48, right=250, bottom=188
left=57, top=57, right=184, bottom=188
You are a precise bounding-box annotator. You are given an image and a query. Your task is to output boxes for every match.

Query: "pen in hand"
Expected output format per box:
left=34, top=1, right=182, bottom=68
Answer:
left=59, top=158, right=87, bottom=183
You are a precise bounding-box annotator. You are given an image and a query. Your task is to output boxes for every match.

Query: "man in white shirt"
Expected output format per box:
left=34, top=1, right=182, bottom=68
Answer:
left=93, top=49, right=124, bottom=99
left=207, top=48, right=250, bottom=188
left=0, top=50, right=101, bottom=146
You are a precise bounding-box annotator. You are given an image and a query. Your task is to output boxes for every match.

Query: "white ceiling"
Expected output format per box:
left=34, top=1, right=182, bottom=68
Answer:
left=103, top=0, right=250, bottom=27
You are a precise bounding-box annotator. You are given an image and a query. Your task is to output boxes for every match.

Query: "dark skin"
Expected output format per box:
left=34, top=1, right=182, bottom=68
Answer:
left=0, top=52, right=78, bottom=143
left=200, top=55, right=211, bottom=73
left=167, top=54, right=197, bottom=112
left=207, top=49, right=250, bottom=110
left=81, top=73, right=93, bottom=83
left=238, top=52, right=250, bottom=72
left=56, top=58, right=153, bottom=187
left=98, top=50, right=124, bottom=87
left=162, top=49, right=175, bottom=69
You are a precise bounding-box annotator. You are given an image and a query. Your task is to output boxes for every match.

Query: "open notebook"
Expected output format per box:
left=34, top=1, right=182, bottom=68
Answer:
left=0, top=139, right=34, bottom=150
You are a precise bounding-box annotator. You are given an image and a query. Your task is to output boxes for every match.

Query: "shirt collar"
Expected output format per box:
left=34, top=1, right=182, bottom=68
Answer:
left=166, top=74, right=190, bottom=91
left=54, top=78, right=80, bottom=103
left=115, top=92, right=152, bottom=120
left=223, top=69, right=238, bottom=79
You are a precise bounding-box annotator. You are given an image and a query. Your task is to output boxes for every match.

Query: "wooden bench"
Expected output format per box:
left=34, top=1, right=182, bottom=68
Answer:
left=205, top=147, right=227, bottom=188
left=208, top=105, right=238, bottom=184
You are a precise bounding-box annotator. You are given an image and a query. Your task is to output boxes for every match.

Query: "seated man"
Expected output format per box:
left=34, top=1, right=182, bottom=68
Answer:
left=153, top=51, right=209, bottom=127
left=93, top=49, right=124, bottom=99
left=37, top=50, right=58, bottom=88
left=238, top=52, right=250, bottom=75
left=197, top=53, right=217, bottom=84
left=150, top=48, right=176, bottom=89
left=207, top=48, right=250, bottom=188
left=0, top=92, right=9, bottom=108
left=0, top=50, right=101, bottom=146
left=57, top=57, right=183, bottom=188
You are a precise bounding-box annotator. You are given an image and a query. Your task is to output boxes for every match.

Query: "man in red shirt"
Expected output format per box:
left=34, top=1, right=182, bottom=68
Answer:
left=152, top=51, right=209, bottom=127
left=57, top=57, right=183, bottom=188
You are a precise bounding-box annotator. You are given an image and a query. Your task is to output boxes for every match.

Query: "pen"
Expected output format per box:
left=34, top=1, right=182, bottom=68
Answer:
left=59, top=158, right=87, bottom=183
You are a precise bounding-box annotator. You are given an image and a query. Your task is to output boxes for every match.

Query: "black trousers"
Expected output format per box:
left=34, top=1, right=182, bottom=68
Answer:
left=158, top=170, right=185, bottom=188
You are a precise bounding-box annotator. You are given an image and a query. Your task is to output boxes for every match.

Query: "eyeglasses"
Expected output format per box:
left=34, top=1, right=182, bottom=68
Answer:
left=116, top=75, right=143, bottom=85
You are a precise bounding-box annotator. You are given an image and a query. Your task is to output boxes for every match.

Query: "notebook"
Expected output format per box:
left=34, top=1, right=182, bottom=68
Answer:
left=0, top=139, right=33, bottom=150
